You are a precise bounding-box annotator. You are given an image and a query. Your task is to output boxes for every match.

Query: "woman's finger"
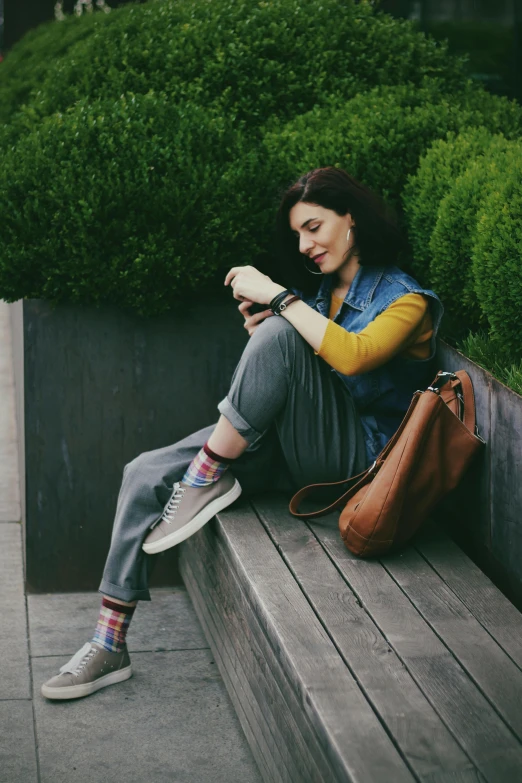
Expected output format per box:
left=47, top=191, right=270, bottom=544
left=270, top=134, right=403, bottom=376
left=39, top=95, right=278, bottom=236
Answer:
left=243, top=311, right=273, bottom=334
left=238, top=300, right=253, bottom=316
left=224, top=267, right=242, bottom=286
left=252, top=310, right=273, bottom=324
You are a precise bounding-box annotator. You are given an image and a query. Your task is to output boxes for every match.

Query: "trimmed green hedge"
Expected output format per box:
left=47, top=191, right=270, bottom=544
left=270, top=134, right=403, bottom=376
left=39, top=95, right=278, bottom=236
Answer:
left=402, top=127, right=499, bottom=285
left=428, top=135, right=518, bottom=337
left=472, top=151, right=522, bottom=358
left=402, top=127, right=522, bottom=385
left=0, top=94, right=264, bottom=315
left=8, top=0, right=469, bottom=142
left=2, top=78, right=521, bottom=314
left=0, top=0, right=484, bottom=313
left=262, top=80, right=522, bottom=209
left=1, top=0, right=521, bottom=348
left=0, top=13, right=111, bottom=125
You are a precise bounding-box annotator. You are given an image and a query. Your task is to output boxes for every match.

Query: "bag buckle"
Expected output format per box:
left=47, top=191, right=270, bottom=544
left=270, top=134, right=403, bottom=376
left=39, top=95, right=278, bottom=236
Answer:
left=367, top=459, right=381, bottom=475
left=427, top=371, right=459, bottom=394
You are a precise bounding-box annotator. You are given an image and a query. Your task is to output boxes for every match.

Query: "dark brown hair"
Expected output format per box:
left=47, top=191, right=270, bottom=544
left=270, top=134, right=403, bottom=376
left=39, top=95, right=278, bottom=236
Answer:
left=275, top=167, right=404, bottom=294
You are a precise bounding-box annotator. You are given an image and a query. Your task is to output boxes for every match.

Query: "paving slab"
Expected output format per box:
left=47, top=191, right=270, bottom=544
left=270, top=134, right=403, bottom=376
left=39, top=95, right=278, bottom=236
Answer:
left=0, top=700, right=38, bottom=783
left=0, top=300, right=21, bottom=523
left=0, top=524, right=31, bottom=698
left=28, top=587, right=208, bottom=658
left=33, top=648, right=263, bottom=783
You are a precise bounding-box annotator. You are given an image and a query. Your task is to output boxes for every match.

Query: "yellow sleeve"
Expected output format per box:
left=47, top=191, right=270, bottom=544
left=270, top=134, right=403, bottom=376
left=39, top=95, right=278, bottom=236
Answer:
left=318, top=293, right=431, bottom=376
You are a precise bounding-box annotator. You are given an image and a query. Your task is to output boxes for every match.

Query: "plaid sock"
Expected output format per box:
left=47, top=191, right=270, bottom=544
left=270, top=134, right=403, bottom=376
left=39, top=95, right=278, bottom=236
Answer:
left=182, top=442, right=234, bottom=487
left=92, top=597, right=136, bottom=653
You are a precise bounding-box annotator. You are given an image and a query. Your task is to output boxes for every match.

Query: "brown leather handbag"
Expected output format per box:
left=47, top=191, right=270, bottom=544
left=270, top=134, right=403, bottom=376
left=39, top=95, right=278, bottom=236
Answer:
left=289, top=370, right=485, bottom=557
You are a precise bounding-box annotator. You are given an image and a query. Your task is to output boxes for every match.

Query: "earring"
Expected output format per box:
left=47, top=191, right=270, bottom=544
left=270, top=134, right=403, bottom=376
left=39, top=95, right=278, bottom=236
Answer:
left=346, top=227, right=351, bottom=242
left=303, top=257, right=323, bottom=275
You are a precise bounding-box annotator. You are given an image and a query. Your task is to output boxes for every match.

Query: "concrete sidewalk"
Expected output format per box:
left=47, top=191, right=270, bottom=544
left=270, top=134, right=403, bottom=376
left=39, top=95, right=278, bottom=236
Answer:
left=0, top=301, right=262, bottom=783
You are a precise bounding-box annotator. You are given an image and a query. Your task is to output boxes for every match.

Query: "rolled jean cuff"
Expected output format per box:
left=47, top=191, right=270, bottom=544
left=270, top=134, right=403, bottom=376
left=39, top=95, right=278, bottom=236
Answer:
left=98, top=578, right=151, bottom=603
left=217, top=396, right=265, bottom=449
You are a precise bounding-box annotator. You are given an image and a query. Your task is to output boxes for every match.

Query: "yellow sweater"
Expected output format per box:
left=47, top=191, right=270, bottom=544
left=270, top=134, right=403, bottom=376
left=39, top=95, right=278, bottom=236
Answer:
left=317, top=293, right=434, bottom=376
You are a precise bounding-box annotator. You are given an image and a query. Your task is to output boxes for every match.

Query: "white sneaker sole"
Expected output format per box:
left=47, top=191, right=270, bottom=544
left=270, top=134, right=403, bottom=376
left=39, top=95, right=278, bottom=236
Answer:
left=142, top=478, right=242, bottom=555
left=41, top=664, right=132, bottom=700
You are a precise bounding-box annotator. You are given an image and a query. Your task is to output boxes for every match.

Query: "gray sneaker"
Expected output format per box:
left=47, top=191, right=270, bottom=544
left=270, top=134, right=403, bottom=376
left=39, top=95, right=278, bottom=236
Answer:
left=41, top=642, right=132, bottom=700
left=142, top=471, right=242, bottom=555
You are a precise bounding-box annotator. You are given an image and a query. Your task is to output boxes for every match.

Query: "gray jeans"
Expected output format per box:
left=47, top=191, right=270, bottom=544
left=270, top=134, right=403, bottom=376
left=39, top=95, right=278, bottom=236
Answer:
left=100, top=316, right=367, bottom=602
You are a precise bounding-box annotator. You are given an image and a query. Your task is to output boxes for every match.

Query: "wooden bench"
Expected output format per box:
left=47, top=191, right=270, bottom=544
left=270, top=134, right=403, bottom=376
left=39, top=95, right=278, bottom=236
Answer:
left=179, top=493, right=522, bottom=782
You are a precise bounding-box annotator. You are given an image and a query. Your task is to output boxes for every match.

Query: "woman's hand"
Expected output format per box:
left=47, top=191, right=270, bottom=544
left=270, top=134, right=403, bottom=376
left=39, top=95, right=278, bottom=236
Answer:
left=238, top=300, right=274, bottom=337
left=224, top=265, right=284, bottom=305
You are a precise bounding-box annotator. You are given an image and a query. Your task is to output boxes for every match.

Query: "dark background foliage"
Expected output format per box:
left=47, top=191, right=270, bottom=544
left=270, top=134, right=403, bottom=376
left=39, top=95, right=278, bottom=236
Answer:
left=0, top=0, right=521, bottom=388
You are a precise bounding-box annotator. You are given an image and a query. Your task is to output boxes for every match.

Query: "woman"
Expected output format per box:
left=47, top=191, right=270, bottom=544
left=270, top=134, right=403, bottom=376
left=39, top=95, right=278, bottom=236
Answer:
left=41, top=167, right=443, bottom=700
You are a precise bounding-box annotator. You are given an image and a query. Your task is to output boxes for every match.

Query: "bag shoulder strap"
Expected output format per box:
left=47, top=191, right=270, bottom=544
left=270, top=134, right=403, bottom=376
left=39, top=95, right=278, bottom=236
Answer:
left=437, top=370, right=476, bottom=433
left=288, top=369, right=478, bottom=520
left=455, top=370, right=476, bottom=433
left=288, top=463, right=377, bottom=520
left=289, top=390, right=423, bottom=519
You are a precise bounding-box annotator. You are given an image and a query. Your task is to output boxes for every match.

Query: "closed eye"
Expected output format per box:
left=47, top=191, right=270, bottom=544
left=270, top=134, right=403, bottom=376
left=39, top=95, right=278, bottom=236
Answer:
left=292, top=224, right=320, bottom=238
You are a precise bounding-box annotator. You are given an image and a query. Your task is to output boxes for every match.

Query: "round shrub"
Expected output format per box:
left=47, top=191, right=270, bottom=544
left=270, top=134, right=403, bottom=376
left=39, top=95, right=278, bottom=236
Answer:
left=402, top=127, right=499, bottom=283
left=262, top=79, right=522, bottom=210
left=0, top=93, right=266, bottom=315
left=13, top=0, right=469, bottom=141
left=0, top=12, right=111, bottom=125
left=472, top=151, right=522, bottom=358
left=1, top=1, right=515, bottom=317
left=428, top=135, right=518, bottom=336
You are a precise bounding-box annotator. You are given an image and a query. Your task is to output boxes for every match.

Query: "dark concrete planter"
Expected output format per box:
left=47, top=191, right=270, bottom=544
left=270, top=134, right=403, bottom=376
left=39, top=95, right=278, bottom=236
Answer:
left=436, top=341, right=522, bottom=608
left=10, top=302, right=522, bottom=605
left=9, top=297, right=248, bottom=593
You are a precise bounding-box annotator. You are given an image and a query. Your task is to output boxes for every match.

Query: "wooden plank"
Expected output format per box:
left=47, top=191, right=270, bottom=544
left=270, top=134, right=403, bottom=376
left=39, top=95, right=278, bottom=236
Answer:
left=383, top=544, right=522, bottom=742
left=415, top=524, right=522, bottom=670
left=186, top=524, right=337, bottom=783
left=184, top=576, right=274, bottom=783
left=185, top=559, right=297, bottom=783
left=211, top=501, right=415, bottom=783
left=252, top=494, right=482, bottom=783
left=191, top=525, right=334, bottom=781
left=187, top=567, right=297, bottom=783
left=490, top=375, right=522, bottom=593
left=183, top=534, right=323, bottom=783
left=181, top=559, right=281, bottom=783
left=308, top=518, right=522, bottom=783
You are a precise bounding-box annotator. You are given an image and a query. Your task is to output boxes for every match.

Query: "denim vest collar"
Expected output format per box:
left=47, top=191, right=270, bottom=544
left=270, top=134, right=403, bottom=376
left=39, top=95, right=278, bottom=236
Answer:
left=309, top=265, right=443, bottom=337
left=313, top=265, right=387, bottom=315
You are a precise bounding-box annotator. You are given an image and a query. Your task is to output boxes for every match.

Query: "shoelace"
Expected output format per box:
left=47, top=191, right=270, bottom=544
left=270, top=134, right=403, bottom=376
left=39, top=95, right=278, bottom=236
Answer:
left=161, top=482, right=186, bottom=525
left=60, top=642, right=98, bottom=677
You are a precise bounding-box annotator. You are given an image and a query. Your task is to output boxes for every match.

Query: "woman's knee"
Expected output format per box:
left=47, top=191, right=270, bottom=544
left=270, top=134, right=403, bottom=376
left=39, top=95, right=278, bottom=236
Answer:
left=249, top=315, right=308, bottom=359
left=254, top=314, right=294, bottom=339
left=122, top=450, right=156, bottom=487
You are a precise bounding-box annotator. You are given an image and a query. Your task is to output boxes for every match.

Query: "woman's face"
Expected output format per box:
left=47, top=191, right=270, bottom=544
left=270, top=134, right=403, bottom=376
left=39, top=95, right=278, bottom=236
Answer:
left=289, top=201, right=356, bottom=276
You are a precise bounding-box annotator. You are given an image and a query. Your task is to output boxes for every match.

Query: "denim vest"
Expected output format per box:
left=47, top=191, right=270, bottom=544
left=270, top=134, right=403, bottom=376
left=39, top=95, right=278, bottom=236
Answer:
left=294, top=266, right=444, bottom=466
